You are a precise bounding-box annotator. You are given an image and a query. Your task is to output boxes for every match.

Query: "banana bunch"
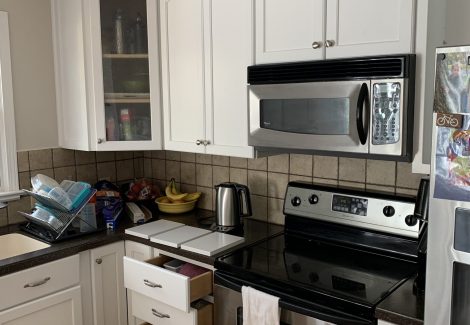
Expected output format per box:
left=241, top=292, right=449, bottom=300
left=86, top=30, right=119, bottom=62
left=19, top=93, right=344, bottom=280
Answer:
left=161, top=179, right=201, bottom=203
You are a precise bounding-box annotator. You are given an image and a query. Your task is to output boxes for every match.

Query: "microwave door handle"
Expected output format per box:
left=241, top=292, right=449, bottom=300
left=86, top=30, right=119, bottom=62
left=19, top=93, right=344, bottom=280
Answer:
left=356, top=83, right=370, bottom=145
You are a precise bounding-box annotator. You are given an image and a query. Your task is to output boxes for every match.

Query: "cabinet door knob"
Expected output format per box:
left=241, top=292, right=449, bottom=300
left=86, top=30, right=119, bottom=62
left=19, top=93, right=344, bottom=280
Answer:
left=95, top=258, right=103, bottom=265
left=203, top=140, right=211, bottom=146
left=311, top=41, right=322, bottom=49
left=196, top=139, right=202, bottom=146
left=97, top=138, right=104, bottom=144
left=325, top=40, right=335, bottom=48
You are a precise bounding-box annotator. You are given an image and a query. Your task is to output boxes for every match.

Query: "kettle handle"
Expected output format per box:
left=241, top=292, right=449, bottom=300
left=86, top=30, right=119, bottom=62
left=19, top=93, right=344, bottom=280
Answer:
left=236, top=184, right=252, bottom=217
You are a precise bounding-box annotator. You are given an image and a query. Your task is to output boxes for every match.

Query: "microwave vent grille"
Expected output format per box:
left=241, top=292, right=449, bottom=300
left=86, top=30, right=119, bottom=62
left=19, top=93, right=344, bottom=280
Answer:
left=248, top=55, right=412, bottom=84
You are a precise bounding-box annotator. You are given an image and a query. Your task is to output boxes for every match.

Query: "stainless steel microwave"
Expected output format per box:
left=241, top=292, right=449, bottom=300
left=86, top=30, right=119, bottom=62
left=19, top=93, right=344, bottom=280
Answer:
left=248, top=55, right=415, bottom=161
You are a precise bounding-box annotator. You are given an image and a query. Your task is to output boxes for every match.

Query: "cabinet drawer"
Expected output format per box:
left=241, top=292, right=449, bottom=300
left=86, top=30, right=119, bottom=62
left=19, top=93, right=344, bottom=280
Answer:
left=123, top=256, right=212, bottom=312
left=0, top=255, right=79, bottom=311
left=131, top=291, right=213, bottom=325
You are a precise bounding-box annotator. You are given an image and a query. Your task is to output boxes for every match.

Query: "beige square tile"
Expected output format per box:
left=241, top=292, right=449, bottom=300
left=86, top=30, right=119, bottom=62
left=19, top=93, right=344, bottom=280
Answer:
left=339, top=158, right=366, bottom=182
left=144, top=151, right=152, bottom=158
left=197, top=186, right=213, bottom=210
left=196, top=164, right=213, bottom=187
left=397, top=162, right=426, bottom=189
left=75, top=151, right=96, bottom=165
left=53, top=166, right=76, bottom=183
left=151, top=150, right=166, bottom=159
left=290, top=154, right=313, bottom=176
left=268, top=172, right=289, bottom=199
left=396, top=188, right=418, bottom=196
left=230, top=157, right=248, bottom=169
left=152, top=159, right=166, bottom=180
left=17, top=151, right=29, bottom=172
left=250, top=195, right=268, bottom=222
left=248, top=157, right=267, bottom=171
left=313, top=178, right=338, bottom=186
left=96, top=151, right=115, bottom=162
left=133, top=151, right=144, bottom=158
left=143, top=158, right=152, bottom=178
left=180, top=184, right=197, bottom=194
left=7, top=197, right=32, bottom=224
left=116, top=159, right=134, bottom=181
left=268, top=154, right=289, bottom=173
left=97, top=162, right=116, bottom=182
left=29, top=149, right=53, bottom=170
left=289, top=175, right=312, bottom=183
left=76, top=164, right=98, bottom=184
left=313, top=156, right=338, bottom=179
left=116, top=152, right=134, bottom=160
left=52, top=148, right=75, bottom=168
left=0, top=208, right=7, bottom=227
left=181, top=152, right=196, bottom=163
left=268, top=198, right=285, bottom=225
left=366, top=160, right=396, bottom=186
left=133, top=158, right=144, bottom=178
left=166, top=160, right=181, bottom=181
left=230, top=168, right=247, bottom=185
left=196, top=154, right=212, bottom=165
left=366, top=184, right=395, bottom=193
left=213, top=166, right=229, bottom=186
left=248, top=170, right=267, bottom=196
left=212, top=155, right=230, bottom=166
left=339, top=181, right=365, bottom=189
left=18, top=171, right=31, bottom=189
left=166, top=151, right=181, bottom=161
left=181, top=162, right=196, bottom=185
left=31, top=168, right=54, bottom=180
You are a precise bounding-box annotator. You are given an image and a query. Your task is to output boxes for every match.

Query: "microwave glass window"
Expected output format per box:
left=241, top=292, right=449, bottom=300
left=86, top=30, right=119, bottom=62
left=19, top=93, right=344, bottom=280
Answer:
left=260, top=98, right=349, bottom=135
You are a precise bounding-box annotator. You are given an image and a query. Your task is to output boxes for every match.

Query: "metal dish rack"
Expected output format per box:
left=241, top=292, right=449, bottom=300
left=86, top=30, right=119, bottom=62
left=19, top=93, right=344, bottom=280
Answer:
left=19, top=188, right=99, bottom=242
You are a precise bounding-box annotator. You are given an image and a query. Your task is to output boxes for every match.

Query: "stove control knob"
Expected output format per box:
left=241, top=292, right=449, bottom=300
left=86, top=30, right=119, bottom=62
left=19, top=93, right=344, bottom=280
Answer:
left=309, top=194, right=319, bottom=204
left=309, top=272, right=319, bottom=283
left=291, top=196, right=301, bottom=207
left=405, top=214, right=418, bottom=227
left=291, top=263, right=301, bottom=273
left=383, top=206, right=395, bottom=217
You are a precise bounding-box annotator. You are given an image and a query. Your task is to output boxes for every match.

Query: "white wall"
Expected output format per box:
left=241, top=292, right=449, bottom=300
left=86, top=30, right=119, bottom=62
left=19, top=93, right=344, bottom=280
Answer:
left=445, top=0, right=470, bottom=46
left=0, top=0, right=58, bottom=151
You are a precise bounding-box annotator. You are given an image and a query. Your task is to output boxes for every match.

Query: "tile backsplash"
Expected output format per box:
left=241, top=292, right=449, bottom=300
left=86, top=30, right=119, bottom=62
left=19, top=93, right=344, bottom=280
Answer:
left=0, top=148, right=427, bottom=227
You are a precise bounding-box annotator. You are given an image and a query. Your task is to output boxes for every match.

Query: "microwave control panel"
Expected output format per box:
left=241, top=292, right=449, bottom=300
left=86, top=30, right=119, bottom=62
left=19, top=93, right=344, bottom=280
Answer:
left=372, top=82, right=401, bottom=145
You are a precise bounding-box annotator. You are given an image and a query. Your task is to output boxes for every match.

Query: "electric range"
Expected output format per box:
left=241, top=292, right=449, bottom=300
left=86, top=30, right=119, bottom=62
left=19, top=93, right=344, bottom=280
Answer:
left=214, top=182, right=419, bottom=325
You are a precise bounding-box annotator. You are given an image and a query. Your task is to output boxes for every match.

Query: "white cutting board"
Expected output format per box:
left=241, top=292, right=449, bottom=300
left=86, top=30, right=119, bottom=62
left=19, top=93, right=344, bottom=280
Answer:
left=150, top=226, right=212, bottom=248
left=180, top=232, right=245, bottom=256
left=125, top=220, right=185, bottom=239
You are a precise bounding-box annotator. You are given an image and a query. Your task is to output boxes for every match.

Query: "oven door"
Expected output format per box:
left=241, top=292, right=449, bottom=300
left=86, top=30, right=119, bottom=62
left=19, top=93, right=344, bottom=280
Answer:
left=248, top=81, right=371, bottom=154
left=214, top=271, right=372, bottom=325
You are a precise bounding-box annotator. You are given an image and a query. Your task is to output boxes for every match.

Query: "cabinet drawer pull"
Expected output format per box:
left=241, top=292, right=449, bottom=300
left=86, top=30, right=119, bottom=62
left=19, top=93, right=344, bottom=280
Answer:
left=24, top=277, right=51, bottom=288
left=144, top=279, right=162, bottom=288
left=152, top=308, right=170, bottom=318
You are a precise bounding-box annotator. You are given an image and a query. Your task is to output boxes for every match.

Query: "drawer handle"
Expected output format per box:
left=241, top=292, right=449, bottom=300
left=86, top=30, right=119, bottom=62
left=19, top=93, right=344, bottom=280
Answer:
left=144, top=279, right=162, bottom=288
left=24, top=277, right=51, bottom=288
left=152, top=308, right=170, bottom=319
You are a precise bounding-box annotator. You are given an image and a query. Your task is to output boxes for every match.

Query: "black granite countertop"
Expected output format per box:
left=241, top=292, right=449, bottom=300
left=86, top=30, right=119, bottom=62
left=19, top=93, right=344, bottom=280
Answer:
left=375, top=276, right=425, bottom=325
left=0, top=209, right=283, bottom=276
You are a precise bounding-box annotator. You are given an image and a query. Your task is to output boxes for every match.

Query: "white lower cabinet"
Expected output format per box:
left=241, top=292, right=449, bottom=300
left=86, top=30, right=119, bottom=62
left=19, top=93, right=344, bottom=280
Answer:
left=377, top=321, right=397, bottom=325
left=0, top=285, right=82, bottom=325
left=90, top=241, right=127, bottom=325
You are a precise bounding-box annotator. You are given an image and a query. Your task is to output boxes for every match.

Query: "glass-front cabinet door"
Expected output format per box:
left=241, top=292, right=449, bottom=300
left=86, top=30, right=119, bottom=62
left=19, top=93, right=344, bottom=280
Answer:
left=94, top=0, right=161, bottom=150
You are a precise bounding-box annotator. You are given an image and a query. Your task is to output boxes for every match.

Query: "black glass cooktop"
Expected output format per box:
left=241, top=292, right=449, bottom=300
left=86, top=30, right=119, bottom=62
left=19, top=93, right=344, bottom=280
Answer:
left=216, top=232, right=417, bottom=318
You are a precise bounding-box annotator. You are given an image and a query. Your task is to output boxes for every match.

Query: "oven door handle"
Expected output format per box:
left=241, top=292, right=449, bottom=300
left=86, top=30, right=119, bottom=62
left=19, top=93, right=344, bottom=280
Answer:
left=356, top=83, right=369, bottom=145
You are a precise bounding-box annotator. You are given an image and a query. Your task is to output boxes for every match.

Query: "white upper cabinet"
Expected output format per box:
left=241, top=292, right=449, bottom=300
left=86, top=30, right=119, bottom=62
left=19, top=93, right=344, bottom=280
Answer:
left=325, top=0, right=414, bottom=59
left=52, top=0, right=162, bottom=151
left=255, top=0, right=324, bottom=64
left=161, top=0, right=254, bottom=158
left=255, top=0, right=415, bottom=64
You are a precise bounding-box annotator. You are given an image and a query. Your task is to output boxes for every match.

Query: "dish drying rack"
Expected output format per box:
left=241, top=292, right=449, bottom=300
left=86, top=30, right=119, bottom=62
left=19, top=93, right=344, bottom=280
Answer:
left=18, top=188, right=100, bottom=243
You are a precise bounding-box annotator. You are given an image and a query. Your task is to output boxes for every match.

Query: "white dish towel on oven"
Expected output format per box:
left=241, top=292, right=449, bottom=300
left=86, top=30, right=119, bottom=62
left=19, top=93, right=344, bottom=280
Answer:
left=242, top=286, right=280, bottom=325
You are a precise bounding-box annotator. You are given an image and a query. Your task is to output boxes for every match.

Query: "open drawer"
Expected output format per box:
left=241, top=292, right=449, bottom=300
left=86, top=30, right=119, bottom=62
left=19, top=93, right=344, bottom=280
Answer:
left=132, top=291, right=213, bottom=325
left=123, top=255, right=212, bottom=313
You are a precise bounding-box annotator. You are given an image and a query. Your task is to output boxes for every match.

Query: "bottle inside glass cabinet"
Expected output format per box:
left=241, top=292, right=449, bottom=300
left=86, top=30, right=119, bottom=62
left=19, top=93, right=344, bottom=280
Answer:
left=100, top=0, right=152, bottom=142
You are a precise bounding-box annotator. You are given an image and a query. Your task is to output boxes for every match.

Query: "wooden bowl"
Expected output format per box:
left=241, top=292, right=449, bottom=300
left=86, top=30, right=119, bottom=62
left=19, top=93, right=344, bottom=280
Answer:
left=155, top=196, right=198, bottom=214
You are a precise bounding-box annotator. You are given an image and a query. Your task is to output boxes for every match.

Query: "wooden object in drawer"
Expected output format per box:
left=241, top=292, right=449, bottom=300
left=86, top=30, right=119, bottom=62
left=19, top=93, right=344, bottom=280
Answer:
left=123, top=255, right=212, bottom=313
